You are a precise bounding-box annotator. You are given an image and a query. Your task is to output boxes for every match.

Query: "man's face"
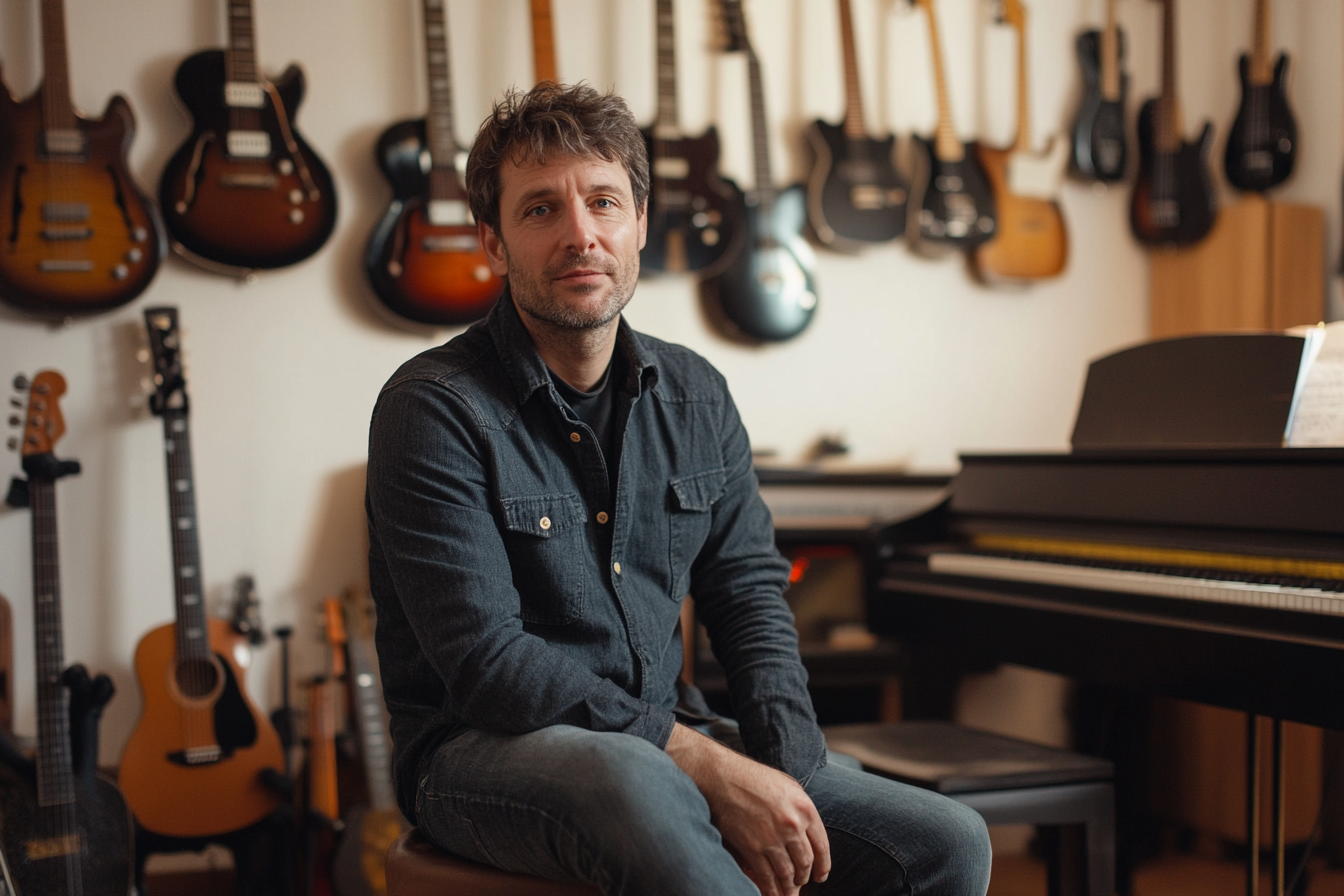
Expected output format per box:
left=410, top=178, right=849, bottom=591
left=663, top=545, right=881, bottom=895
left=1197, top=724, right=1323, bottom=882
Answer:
left=480, top=152, right=647, bottom=331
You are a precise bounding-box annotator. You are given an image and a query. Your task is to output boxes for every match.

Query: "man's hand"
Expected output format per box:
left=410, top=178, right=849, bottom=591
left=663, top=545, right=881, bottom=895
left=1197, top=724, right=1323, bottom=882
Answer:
left=666, top=723, right=830, bottom=896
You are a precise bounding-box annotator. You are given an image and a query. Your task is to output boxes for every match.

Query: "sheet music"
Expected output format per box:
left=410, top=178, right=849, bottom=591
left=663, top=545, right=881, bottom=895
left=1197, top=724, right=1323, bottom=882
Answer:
left=1287, top=322, right=1344, bottom=447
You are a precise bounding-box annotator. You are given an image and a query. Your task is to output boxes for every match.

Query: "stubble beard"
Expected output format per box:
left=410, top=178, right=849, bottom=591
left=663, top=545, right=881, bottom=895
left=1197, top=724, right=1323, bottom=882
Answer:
left=503, top=245, right=640, bottom=332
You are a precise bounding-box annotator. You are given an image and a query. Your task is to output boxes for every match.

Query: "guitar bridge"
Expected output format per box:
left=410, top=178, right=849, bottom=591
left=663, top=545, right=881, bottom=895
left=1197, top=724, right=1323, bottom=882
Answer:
left=169, top=745, right=227, bottom=766
left=23, top=833, right=81, bottom=861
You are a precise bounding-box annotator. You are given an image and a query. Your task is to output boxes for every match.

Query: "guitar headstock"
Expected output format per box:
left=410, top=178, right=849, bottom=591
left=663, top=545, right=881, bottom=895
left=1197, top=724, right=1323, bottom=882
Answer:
left=143, top=306, right=187, bottom=416
left=231, top=575, right=266, bottom=646
left=717, top=0, right=751, bottom=54
left=15, top=372, right=67, bottom=458
left=996, top=0, right=1025, bottom=29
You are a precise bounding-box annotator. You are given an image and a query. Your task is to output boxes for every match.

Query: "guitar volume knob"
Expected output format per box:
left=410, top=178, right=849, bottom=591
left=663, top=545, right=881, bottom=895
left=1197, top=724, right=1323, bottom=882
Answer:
left=289, top=209, right=305, bottom=225
left=126, top=248, right=143, bottom=264
left=112, top=264, right=129, bottom=280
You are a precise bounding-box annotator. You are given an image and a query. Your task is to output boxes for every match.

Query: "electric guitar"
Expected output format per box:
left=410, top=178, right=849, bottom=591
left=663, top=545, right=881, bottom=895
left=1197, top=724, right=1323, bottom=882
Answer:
left=805, top=0, right=907, bottom=248
left=0, top=371, right=134, bottom=896
left=640, top=0, right=746, bottom=276
left=974, top=0, right=1069, bottom=282
left=159, top=0, right=337, bottom=273
left=707, top=0, right=818, bottom=343
left=0, top=0, right=164, bottom=316
left=908, top=0, right=997, bottom=253
left=365, top=0, right=503, bottom=326
left=332, top=589, right=409, bottom=896
left=1130, top=0, right=1217, bottom=247
left=1070, top=0, right=1128, bottom=182
left=531, top=0, right=558, bottom=84
left=303, top=598, right=344, bottom=896
left=119, top=308, right=286, bottom=839
left=1224, top=0, right=1296, bottom=192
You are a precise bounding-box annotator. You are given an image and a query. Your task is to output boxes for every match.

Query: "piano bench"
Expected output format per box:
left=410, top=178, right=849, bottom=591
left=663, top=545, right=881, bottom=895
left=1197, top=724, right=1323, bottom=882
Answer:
left=385, top=829, right=601, bottom=896
left=824, top=721, right=1115, bottom=896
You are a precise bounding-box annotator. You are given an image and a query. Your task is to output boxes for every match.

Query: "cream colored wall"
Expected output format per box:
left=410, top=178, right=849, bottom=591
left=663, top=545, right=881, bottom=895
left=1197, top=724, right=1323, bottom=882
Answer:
left=0, top=0, right=1338, bottom=766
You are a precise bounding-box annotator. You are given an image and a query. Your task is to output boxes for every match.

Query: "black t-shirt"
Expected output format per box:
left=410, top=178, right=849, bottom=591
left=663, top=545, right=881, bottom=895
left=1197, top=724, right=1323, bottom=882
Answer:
left=549, top=352, right=626, bottom=495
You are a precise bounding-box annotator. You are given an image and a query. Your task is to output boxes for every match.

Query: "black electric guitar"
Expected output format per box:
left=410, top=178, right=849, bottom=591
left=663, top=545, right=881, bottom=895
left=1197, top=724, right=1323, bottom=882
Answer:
left=365, top=0, right=503, bottom=326
left=908, top=0, right=996, bottom=252
left=0, top=0, right=164, bottom=316
left=1130, top=0, right=1217, bottom=247
left=0, top=371, right=134, bottom=896
left=159, top=0, right=337, bottom=273
left=806, top=0, right=907, bottom=248
left=640, top=0, right=745, bottom=276
left=707, top=0, right=817, bottom=343
left=1070, top=0, right=1128, bottom=181
left=1224, top=0, right=1296, bottom=192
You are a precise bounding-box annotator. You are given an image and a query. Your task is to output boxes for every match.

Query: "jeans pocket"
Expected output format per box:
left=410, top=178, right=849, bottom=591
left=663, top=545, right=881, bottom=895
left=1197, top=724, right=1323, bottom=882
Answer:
left=500, top=492, right=588, bottom=625
left=667, top=468, right=725, bottom=598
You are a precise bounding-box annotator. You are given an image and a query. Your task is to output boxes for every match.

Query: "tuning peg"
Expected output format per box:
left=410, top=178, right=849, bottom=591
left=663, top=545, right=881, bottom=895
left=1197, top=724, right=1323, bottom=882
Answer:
left=12, top=375, right=29, bottom=392
left=6, top=437, right=17, bottom=452
left=7, top=415, right=18, bottom=427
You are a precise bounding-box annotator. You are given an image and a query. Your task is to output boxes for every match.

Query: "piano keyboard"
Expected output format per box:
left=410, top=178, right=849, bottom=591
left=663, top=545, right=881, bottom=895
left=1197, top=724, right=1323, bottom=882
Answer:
left=928, top=552, right=1344, bottom=616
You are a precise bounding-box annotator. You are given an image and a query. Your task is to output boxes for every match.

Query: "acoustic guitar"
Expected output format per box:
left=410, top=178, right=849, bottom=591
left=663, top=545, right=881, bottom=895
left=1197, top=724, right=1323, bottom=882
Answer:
left=119, top=308, right=285, bottom=839
left=974, top=0, right=1068, bottom=282
left=1070, top=0, right=1128, bottom=182
left=0, top=0, right=163, bottom=316
left=0, top=371, right=134, bottom=896
left=640, top=0, right=746, bottom=277
left=706, top=0, right=818, bottom=343
left=1130, top=0, right=1217, bottom=247
left=805, top=0, right=908, bottom=248
left=159, top=0, right=337, bottom=273
left=365, top=0, right=503, bottom=326
left=1224, top=0, right=1296, bottom=192
left=907, top=0, right=996, bottom=253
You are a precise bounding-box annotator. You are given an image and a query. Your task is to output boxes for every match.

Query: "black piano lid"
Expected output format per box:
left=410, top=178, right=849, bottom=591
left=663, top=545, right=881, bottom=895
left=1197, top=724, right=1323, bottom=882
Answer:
left=951, top=449, right=1344, bottom=537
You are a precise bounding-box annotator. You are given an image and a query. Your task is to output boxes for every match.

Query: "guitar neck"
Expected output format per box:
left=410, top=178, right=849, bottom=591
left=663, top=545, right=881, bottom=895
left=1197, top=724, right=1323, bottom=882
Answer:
left=836, top=0, right=867, bottom=139
left=1250, top=0, right=1272, bottom=84
left=225, top=0, right=259, bottom=83
left=422, top=0, right=462, bottom=200
left=530, top=0, right=557, bottom=84
left=1156, top=0, right=1181, bottom=152
left=38, top=0, right=77, bottom=132
left=653, top=0, right=679, bottom=135
left=922, top=0, right=963, bottom=162
left=346, top=622, right=398, bottom=812
left=28, top=478, right=76, bottom=809
left=160, top=409, right=212, bottom=666
left=1012, top=7, right=1031, bottom=153
left=745, top=48, right=776, bottom=208
left=1100, top=0, right=1121, bottom=100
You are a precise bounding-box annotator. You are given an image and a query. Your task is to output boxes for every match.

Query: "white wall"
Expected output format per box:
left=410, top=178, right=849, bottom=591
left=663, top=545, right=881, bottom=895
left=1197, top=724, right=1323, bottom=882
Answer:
left=0, top=0, right=1339, bottom=765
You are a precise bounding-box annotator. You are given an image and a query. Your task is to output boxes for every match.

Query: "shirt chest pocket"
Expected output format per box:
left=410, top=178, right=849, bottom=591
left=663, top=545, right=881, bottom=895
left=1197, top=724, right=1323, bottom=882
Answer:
left=500, top=492, right=587, bottom=625
left=667, top=467, right=725, bottom=598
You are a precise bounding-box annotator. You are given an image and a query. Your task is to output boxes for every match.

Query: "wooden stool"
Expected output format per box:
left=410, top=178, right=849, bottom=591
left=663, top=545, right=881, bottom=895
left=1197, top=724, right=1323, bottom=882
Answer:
left=825, top=721, right=1116, bottom=896
left=385, top=828, right=601, bottom=895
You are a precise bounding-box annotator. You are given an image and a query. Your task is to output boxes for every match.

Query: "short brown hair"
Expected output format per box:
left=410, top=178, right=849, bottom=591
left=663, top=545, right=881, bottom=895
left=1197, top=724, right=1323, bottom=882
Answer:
left=466, top=83, right=649, bottom=235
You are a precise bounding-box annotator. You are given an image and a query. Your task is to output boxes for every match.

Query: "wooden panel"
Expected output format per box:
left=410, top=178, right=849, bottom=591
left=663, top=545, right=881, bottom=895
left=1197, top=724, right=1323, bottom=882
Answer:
left=1268, top=202, right=1326, bottom=330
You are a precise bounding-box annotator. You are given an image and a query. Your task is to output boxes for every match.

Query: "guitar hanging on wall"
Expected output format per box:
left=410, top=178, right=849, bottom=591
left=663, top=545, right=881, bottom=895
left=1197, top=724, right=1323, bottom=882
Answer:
left=973, top=0, right=1069, bottom=282
left=365, top=0, right=503, bottom=326
left=0, top=371, right=134, bottom=896
left=1130, top=0, right=1217, bottom=247
left=640, top=0, right=746, bottom=277
left=907, top=0, right=996, bottom=254
left=0, top=0, right=164, bottom=316
left=159, top=0, right=337, bottom=274
left=706, top=0, right=818, bottom=343
left=1070, top=0, right=1129, bottom=182
left=805, top=0, right=908, bottom=248
left=118, top=308, right=286, bottom=839
left=1223, top=0, right=1296, bottom=192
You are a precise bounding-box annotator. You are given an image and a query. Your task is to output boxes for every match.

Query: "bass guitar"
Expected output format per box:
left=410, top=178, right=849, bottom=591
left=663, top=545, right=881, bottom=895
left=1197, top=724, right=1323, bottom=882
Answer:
left=365, top=0, right=503, bottom=326
left=1070, top=0, right=1128, bottom=182
left=805, top=0, right=907, bottom=248
left=159, top=0, right=337, bottom=273
left=1224, top=0, right=1296, bottom=192
left=0, top=0, right=163, bottom=316
left=119, top=308, right=286, bottom=839
left=707, top=0, right=817, bottom=343
left=640, top=0, right=745, bottom=276
left=0, top=371, right=133, bottom=896
left=1130, top=0, right=1217, bottom=247
left=908, top=0, right=996, bottom=253
left=974, top=0, right=1068, bottom=282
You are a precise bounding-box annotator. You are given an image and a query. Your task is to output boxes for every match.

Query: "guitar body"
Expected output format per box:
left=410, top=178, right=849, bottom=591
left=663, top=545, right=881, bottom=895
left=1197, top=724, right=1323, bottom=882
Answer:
left=1070, top=29, right=1129, bottom=182
left=1130, top=99, right=1218, bottom=247
left=0, top=76, right=163, bottom=316
left=641, top=126, right=746, bottom=277
left=909, top=135, right=997, bottom=252
left=332, top=806, right=410, bottom=896
left=711, top=184, right=817, bottom=342
left=974, top=143, right=1068, bottom=281
left=1224, top=53, right=1296, bottom=192
left=805, top=120, right=907, bottom=247
left=365, top=118, right=502, bottom=326
left=119, top=618, right=284, bottom=838
left=160, top=50, right=337, bottom=271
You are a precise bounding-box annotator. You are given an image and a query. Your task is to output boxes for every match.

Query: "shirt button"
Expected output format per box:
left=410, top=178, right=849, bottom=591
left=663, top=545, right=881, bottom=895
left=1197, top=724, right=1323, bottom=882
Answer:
left=539, top=516, right=551, bottom=530
left=596, top=511, right=609, bottom=524
left=569, top=432, right=581, bottom=443
left=613, top=562, right=622, bottom=575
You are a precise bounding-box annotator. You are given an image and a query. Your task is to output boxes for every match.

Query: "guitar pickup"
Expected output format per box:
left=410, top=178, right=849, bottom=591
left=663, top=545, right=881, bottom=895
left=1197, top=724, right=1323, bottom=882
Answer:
left=42, top=202, right=90, bottom=223
left=226, top=130, right=272, bottom=159
left=39, top=259, right=94, bottom=272
left=224, top=81, right=267, bottom=109
left=421, top=234, right=480, bottom=253
left=427, top=200, right=471, bottom=226
left=219, top=173, right=279, bottom=189
left=42, top=128, right=87, bottom=157
left=42, top=226, right=93, bottom=241
left=653, top=157, right=690, bottom=180
left=24, top=833, right=82, bottom=861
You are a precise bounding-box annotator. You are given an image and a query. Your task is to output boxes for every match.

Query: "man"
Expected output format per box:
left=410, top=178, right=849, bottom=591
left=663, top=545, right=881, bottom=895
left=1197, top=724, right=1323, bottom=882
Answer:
left=366, top=83, right=991, bottom=896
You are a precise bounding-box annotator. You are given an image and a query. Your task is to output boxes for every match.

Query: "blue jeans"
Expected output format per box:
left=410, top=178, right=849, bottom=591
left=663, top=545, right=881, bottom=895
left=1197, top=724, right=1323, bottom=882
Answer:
left=415, top=725, right=992, bottom=895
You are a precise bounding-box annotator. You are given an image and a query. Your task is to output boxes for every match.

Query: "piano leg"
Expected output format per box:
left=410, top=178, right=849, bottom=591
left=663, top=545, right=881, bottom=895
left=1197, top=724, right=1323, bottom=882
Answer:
left=1248, top=714, right=1261, bottom=896
left=1273, top=719, right=1285, bottom=896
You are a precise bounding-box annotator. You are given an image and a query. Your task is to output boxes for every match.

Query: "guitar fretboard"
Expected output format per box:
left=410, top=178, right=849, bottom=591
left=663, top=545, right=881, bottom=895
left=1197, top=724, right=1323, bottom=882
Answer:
left=161, top=409, right=212, bottom=666
left=346, top=610, right=398, bottom=812
left=530, top=0, right=557, bottom=84
left=836, top=0, right=867, bottom=140
left=1011, top=3, right=1032, bottom=153
left=921, top=0, right=964, bottom=163
left=653, top=0, right=680, bottom=133
left=1100, top=0, right=1121, bottom=101
left=745, top=48, right=775, bottom=212
left=1250, top=0, right=1273, bottom=84
left=38, top=0, right=77, bottom=133
left=225, top=0, right=259, bottom=83
left=29, top=478, right=76, bottom=811
left=1155, top=0, right=1181, bottom=152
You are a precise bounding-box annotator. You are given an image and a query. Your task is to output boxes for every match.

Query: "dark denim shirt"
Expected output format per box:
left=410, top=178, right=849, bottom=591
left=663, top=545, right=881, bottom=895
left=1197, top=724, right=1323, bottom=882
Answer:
left=366, top=293, right=826, bottom=823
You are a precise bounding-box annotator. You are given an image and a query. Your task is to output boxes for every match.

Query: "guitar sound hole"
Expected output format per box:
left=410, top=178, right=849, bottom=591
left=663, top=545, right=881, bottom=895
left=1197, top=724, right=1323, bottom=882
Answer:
left=175, top=657, right=220, bottom=699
